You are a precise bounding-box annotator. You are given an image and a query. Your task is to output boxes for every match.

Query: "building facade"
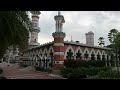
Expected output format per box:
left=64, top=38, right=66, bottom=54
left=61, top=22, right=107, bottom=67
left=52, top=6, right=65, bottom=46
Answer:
left=20, top=11, right=113, bottom=70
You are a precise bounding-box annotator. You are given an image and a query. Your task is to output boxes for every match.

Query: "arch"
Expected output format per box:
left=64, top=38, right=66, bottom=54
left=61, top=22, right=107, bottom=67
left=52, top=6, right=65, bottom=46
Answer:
left=64, top=45, right=75, bottom=59
left=48, top=46, right=54, bottom=53
left=35, top=50, right=38, bottom=56
left=43, top=47, right=48, bottom=57
left=101, top=50, right=107, bottom=60
left=101, top=50, right=106, bottom=55
left=83, top=48, right=90, bottom=60
left=90, top=48, right=96, bottom=55
left=74, top=47, right=83, bottom=60
left=38, top=49, right=42, bottom=56
left=48, top=46, right=54, bottom=58
left=90, top=48, right=96, bottom=60
left=83, top=48, right=90, bottom=54
left=33, top=50, right=36, bottom=56
left=96, top=49, right=102, bottom=60
left=75, top=47, right=83, bottom=54
left=96, top=49, right=102, bottom=55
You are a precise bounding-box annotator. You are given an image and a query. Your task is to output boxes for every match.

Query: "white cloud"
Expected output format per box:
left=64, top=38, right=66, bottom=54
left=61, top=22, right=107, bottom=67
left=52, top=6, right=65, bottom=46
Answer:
left=33, top=11, right=120, bottom=46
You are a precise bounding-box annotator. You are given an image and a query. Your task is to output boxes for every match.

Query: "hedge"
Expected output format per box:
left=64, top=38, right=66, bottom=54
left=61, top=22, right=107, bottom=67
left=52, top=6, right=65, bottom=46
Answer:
left=61, top=68, right=87, bottom=79
left=61, top=67, right=111, bottom=79
left=95, top=70, right=120, bottom=79
left=64, top=60, right=106, bottom=68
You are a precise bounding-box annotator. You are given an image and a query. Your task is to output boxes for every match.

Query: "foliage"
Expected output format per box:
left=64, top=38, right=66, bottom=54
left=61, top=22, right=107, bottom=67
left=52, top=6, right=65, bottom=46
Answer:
left=108, top=29, right=118, bottom=44
left=61, top=68, right=87, bottom=79
left=96, top=70, right=120, bottom=79
left=0, top=11, right=32, bottom=58
left=108, top=29, right=120, bottom=68
left=61, top=67, right=111, bottom=79
left=64, top=60, right=106, bottom=68
left=115, top=32, right=120, bottom=55
left=98, top=37, right=105, bottom=46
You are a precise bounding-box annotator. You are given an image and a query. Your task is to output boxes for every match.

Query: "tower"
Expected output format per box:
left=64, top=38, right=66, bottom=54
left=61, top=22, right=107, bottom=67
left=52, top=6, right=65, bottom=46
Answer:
left=85, top=31, right=94, bottom=46
left=52, top=11, right=66, bottom=70
left=29, top=11, right=41, bottom=49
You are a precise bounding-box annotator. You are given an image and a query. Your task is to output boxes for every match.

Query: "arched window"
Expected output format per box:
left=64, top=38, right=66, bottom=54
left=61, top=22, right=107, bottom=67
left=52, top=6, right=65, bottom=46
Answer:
left=91, top=52, right=95, bottom=60
left=34, top=39, right=36, bottom=42
left=84, top=51, right=89, bottom=60
left=76, top=50, right=82, bottom=60
left=97, top=53, right=101, bottom=60
left=66, top=49, right=74, bottom=60
left=102, top=53, right=105, bottom=61
left=107, top=55, right=109, bottom=61
left=49, top=50, right=53, bottom=60
left=44, top=52, right=47, bottom=57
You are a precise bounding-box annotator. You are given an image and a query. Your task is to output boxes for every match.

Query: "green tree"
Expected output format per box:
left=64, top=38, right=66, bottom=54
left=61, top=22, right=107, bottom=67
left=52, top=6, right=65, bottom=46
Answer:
left=108, top=29, right=118, bottom=44
left=108, top=29, right=119, bottom=55
left=98, top=37, right=105, bottom=47
left=0, top=11, right=32, bottom=59
left=108, top=29, right=120, bottom=76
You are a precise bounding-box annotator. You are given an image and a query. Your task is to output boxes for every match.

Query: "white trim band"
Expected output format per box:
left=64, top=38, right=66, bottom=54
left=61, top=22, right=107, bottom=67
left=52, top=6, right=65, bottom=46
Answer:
left=54, top=43, right=64, bottom=46
left=54, top=61, right=64, bottom=64
left=54, top=52, right=64, bottom=55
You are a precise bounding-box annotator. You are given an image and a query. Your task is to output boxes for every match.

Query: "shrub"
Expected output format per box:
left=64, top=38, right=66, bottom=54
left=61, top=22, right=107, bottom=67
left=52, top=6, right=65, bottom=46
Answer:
left=61, top=68, right=74, bottom=78
left=68, top=69, right=87, bottom=79
left=97, top=70, right=120, bottom=79
left=99, top=67, right=111, bottom=71
left=64, top=60, right=106, bottom=68
left=61, top=68, right=87, bottom=79
left=61, top=67, right=112, bottom=79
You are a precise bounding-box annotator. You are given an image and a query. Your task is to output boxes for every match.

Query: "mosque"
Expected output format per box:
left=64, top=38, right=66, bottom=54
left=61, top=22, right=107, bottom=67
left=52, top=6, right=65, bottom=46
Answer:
left=19, top=11, right=112, bottom=70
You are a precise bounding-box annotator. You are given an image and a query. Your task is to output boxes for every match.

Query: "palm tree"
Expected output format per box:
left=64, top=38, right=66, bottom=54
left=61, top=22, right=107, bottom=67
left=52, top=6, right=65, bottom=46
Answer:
left=98, top=37, right=105, bottom=47
left=108, top=29, right=118, bottom=44
left=0, top=11, right=32, bottom=59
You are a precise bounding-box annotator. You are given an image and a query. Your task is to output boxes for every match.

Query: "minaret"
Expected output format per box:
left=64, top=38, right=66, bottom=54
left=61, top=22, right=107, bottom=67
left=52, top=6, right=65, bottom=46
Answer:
left=52, top=11, right=66, bottom=70
left=29, top=11, right=41, bottom=49
left=85, top=31, right=94, bottom=46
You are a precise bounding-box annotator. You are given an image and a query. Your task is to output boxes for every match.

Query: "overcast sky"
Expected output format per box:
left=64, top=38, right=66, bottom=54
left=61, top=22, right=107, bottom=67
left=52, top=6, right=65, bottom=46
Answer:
left=34, top=11, right=120, bottom=46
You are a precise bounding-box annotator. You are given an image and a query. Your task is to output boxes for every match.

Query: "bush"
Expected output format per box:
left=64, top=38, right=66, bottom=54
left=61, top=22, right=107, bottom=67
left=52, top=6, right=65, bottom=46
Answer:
left=68, top=69, right=87, bottom=79
left=64, top=60, right=106, bottom=68
left=99, top=67, right=111, bottom=71
left=61, top=67, right=111, bottom=79
left=61, top=68, right=87, bottom=79
left=96, top=70, right=120, bottom=79
left=82, top=67, right=99, bottom=76
left=61, top=68, right=74, bottom=78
